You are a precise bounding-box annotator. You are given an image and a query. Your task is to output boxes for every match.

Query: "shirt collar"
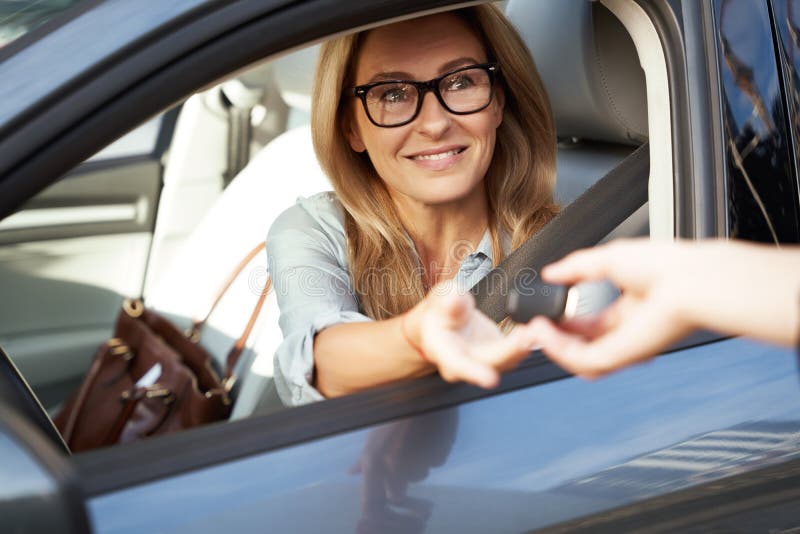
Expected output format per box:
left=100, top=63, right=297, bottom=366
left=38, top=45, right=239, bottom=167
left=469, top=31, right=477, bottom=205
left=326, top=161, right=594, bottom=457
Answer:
left=470, top=227, right=511, bottom=263
left=473, top=228, right=494, bottom=261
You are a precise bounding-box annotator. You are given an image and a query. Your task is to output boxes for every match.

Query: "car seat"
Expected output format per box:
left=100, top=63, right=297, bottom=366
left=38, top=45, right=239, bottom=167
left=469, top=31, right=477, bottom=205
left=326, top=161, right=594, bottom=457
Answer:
left=144, top=45, right=330, bottom=418
left=504, top=0, right=650, bottom=314
left=506, top=0, right=648, bottom=210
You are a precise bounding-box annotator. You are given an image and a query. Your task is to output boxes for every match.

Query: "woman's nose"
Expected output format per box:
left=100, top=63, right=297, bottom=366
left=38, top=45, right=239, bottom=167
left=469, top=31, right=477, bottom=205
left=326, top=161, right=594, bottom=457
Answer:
left=414, top=91, right=451, bottom=138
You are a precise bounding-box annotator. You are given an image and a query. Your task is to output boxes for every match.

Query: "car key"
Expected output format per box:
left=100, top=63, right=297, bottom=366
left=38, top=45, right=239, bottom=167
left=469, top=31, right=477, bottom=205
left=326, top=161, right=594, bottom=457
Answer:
left=506, top=280, right=580, bottom=322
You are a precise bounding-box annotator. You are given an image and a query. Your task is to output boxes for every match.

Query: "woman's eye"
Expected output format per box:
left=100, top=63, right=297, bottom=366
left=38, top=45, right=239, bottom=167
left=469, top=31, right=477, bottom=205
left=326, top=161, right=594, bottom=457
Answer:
left=445, top=74, right=474, bottom=91
left=379, top=86, right=410, bottom=103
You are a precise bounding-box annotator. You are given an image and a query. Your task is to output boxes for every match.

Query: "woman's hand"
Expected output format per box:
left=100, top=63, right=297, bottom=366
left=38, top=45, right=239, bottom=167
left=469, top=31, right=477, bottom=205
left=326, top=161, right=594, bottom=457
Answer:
left=530, top=238, right=800, bottom=379
left=407, top=280, right=539, bottom=389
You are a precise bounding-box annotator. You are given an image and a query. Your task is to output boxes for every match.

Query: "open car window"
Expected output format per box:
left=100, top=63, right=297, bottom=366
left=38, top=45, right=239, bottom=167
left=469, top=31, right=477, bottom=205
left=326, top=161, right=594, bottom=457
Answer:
left=0, top=0, right=659, bottom=446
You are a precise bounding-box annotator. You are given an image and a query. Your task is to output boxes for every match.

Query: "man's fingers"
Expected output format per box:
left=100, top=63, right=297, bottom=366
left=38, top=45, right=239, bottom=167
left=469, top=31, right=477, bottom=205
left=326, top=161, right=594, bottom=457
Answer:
left=533, top=303, right=689, bottom=378
left=529, top=317, right=607, bottom=378
left=556, top=314, right=612, bottom=339
left=541, top=246, right=617, bottom=285
left=541, top=239, right=648, bottom=285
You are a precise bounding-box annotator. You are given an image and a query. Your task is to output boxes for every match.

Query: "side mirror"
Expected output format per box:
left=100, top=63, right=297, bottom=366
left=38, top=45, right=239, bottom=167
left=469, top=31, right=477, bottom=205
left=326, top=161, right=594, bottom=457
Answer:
left=0, top=406, right=90, bottom=533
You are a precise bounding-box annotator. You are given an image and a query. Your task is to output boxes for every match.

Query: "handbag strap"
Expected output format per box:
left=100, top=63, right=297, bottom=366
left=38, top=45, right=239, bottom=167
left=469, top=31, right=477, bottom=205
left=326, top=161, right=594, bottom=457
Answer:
left=223, top=274, right=271, bottom=384
left=186, top=241, right=270, bottom=386
left=190, top=242, right=267, bottom=336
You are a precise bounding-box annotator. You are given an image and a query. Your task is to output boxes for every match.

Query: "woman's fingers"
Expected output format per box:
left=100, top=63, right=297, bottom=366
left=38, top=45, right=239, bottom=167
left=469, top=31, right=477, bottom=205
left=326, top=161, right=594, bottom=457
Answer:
left=422, top=329, right=500, bottom=388
left=429, top=281, right=475, bottom=329
left=473, top=322, right=537, bottom=368
left=443, top=290, right=474, bottom=329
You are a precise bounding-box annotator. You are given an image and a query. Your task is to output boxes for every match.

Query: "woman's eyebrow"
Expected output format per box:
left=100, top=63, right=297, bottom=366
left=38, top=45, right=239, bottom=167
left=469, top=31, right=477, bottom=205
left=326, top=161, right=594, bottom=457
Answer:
left=438, top=56, right=480, bottom=74
left=366, top=57, right=481, bottom=83
left=368, top=70, right=413, bottom=83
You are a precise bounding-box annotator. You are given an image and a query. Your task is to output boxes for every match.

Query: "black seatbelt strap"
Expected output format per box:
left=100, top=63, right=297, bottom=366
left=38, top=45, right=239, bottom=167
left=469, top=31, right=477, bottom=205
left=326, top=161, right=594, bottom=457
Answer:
left=220, top=82, right=262, bottom=187
left=471, top=142, right=650, bottom=322
left=224, top=106, right=252, bottom=186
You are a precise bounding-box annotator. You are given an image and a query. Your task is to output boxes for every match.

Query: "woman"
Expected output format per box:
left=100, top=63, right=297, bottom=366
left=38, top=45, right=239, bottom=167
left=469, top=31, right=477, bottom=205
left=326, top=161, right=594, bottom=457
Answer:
left=267, top=5, right=558, bottom=405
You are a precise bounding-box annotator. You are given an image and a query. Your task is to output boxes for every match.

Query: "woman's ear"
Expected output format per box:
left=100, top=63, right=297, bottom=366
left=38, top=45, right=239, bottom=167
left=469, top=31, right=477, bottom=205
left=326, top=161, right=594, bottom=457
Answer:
left=345, top=116, right=367, bottom=153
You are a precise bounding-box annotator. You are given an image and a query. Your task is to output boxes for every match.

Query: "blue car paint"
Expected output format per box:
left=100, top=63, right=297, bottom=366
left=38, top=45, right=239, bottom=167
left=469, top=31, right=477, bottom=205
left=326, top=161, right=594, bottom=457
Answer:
left=88, top=338, right=800, bottom=533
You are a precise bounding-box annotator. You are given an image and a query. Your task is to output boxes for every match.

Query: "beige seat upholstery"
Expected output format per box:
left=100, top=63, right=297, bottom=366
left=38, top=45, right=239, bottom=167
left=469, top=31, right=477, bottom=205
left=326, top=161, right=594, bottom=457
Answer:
left=145, top=46, right=329, bottom=418
left=505, top=0, right=648, bottom=204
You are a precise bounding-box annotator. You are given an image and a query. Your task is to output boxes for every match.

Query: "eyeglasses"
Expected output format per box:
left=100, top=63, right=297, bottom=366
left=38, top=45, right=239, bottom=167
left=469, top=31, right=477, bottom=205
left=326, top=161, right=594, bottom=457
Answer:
left=352, top=63, right=499, bottom=128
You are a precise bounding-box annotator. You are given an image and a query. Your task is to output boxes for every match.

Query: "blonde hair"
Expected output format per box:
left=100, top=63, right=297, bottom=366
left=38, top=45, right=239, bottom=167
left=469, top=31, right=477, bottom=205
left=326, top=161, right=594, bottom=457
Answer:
left=312, top=4, right=558, bottom=320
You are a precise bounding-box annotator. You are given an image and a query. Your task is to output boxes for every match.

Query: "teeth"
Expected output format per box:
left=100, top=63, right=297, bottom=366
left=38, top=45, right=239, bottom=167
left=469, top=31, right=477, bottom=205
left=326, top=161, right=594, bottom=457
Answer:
left=413, top=148, right=462, bottom=161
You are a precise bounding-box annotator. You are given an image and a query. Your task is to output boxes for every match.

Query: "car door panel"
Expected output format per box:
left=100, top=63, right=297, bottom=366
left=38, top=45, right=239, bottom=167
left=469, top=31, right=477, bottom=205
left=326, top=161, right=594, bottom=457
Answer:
left=84, top=338, right=800, bottom=533
left=0, top=233, right=152, bottom=409
left=0, top=118, right=165, bottom=409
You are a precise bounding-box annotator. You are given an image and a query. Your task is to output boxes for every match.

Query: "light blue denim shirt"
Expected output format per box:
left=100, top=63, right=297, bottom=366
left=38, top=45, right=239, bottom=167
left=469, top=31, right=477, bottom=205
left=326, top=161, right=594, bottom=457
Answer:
left=266, top=191, right=504, bottom=406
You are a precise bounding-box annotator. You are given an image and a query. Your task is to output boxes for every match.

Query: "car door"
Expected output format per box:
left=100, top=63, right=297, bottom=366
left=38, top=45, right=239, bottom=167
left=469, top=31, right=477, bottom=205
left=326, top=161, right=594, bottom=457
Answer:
left=1, top=1, right=800, bottom=533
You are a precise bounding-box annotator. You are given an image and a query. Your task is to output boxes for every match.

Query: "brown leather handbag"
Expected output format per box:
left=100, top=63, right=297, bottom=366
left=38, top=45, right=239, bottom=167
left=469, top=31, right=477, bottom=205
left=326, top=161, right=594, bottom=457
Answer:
left=53, top=243, right=269, bottom=453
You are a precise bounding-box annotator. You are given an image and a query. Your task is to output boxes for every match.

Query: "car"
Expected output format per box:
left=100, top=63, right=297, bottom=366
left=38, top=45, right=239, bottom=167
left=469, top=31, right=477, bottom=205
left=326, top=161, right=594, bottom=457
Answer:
left=1, top=0, right=799, bottom=532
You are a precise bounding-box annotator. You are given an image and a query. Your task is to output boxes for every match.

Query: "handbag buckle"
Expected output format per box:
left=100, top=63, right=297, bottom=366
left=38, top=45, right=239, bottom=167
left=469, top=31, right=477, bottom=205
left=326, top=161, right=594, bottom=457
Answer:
left=185, top=327, right=201, bottom=343
left=222, top=375, right=237, bottom=393
left=121, top=385, right=175, bottom=404
left=122, top=299, right=144, bottom=318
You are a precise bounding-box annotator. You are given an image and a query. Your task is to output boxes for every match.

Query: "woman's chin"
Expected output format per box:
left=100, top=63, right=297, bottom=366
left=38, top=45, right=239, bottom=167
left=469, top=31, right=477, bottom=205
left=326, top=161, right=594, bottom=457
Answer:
left=407, top=182, right=482, bottom=206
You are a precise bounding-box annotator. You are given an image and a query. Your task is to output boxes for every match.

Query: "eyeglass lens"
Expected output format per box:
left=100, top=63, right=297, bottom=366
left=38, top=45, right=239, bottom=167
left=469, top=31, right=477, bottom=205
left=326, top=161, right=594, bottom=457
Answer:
left=364, top=67, right=492, bottom=126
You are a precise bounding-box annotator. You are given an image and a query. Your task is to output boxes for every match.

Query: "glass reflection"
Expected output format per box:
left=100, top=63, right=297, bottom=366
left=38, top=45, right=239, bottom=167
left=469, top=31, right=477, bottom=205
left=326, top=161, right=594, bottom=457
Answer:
left=352, top=410, right=458, bottom=534
left=771, top=0, right=800, bottom=218
left=714, top=0, right=800, bottom=243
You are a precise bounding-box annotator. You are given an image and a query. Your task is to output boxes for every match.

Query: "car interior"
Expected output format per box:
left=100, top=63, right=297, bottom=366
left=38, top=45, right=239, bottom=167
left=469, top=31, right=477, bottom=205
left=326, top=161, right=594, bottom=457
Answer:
left=0, top=0, right=664, bottom=448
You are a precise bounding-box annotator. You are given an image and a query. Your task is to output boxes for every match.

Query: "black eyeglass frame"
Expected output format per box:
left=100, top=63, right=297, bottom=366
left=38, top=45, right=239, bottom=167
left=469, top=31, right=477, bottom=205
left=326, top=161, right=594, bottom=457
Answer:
left=352, top=62, right=500, bottom=128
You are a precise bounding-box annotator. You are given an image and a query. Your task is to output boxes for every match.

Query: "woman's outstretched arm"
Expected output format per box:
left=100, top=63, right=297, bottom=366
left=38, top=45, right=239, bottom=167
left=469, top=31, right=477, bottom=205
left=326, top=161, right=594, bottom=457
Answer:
left=315, top=283, right=538, bottom=397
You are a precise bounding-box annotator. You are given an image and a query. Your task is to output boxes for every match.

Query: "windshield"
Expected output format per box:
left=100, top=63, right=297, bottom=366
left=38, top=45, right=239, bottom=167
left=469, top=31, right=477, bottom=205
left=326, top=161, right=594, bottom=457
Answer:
left=0, top=0, right=85, bottom=47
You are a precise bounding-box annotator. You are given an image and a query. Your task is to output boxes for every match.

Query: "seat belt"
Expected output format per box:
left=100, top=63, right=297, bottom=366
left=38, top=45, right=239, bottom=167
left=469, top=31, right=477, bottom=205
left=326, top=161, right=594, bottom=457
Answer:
left=220, top=80, right=263, bottom=187
left=471, top=142, right=650, bottom=322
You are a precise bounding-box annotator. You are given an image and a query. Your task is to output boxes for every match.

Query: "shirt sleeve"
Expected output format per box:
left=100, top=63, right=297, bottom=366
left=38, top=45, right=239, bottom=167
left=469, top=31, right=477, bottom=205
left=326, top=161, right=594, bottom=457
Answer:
left=266, top=200, right=371, bottom=406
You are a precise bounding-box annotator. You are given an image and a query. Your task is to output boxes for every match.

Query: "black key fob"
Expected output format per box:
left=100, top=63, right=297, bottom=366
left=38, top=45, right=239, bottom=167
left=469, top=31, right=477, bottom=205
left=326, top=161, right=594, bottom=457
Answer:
left=506, top=280, right=577, bottom=322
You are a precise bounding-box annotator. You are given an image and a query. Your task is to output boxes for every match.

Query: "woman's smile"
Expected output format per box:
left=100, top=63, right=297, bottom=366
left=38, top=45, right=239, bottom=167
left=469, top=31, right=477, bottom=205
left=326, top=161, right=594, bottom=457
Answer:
left=404, top=145, right=468, bottom=171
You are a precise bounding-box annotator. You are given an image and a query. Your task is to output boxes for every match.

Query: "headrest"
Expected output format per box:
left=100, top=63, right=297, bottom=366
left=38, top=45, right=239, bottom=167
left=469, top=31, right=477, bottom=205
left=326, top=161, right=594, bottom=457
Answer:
left=506, top=0, right=647, bottom=145
left=271, top=45, right=320, bottom=113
